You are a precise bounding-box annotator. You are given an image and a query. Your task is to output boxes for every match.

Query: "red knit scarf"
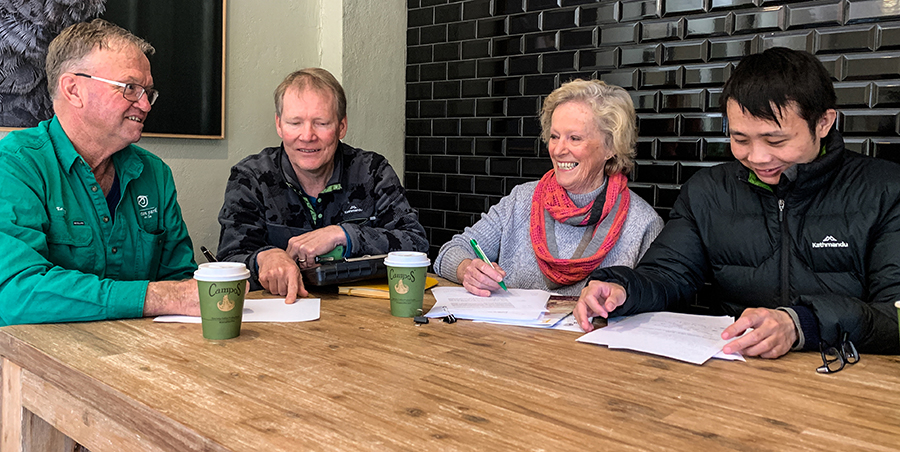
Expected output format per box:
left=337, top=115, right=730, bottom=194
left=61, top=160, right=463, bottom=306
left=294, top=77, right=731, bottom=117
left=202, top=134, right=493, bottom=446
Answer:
left=530, top=170, right=630, bottom=285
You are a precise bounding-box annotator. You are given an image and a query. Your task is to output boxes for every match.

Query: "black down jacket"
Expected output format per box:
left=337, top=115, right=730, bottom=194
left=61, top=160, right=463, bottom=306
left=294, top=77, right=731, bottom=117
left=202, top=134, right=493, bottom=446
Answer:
left=591, top=128, right=900, bottom=354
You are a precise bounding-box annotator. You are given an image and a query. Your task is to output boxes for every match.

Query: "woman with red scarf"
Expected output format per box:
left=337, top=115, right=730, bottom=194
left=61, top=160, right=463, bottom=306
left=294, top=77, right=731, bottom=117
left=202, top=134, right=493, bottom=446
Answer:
left=434, top=79, right=664, bottom=297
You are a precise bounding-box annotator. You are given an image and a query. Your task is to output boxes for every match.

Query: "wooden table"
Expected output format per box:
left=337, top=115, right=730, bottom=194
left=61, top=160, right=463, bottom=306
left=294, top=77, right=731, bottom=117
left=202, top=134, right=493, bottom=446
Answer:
left=1, top=284, right=899, bottom=451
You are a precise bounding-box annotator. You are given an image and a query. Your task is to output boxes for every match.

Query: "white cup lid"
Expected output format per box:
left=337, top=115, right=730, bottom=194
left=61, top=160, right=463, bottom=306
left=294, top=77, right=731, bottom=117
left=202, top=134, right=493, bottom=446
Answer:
left=194, top=262, right=251, bottom=282
left=896, top=300, right=900, bottom=309
left=384, top=251, right=430, bottom=267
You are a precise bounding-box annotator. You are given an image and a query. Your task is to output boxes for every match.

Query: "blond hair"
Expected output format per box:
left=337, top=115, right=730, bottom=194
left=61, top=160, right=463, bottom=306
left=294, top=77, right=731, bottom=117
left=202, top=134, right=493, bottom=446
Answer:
left=274, top=68, right=347, bottom=120
left=46, top=19, right=154, bottom=100
left=540, top=79, right=637, bottom=175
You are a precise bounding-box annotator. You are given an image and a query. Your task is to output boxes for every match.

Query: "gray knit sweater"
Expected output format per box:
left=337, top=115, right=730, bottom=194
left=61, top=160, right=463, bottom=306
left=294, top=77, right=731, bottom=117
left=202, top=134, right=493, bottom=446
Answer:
left=434, top=180, right=664, bottom=296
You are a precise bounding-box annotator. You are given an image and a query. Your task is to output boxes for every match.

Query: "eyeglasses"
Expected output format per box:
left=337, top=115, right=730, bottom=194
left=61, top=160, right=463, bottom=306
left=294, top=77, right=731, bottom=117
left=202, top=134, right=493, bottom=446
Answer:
left=74, top=73, right=159, bottom=106
left=817, top=331, right=859, bottom=374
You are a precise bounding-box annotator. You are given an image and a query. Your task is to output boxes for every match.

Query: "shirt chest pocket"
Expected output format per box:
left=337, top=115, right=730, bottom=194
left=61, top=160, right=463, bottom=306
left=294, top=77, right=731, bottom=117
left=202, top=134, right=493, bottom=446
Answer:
left=46, top=211, right=92, bottom=247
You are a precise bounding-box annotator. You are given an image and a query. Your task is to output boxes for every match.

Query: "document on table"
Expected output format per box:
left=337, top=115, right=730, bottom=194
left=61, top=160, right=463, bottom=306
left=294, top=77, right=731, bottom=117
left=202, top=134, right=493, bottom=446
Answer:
left=426, top=287, right=549, bottom=321
left=576, top=312, right=738, bottom=365
left=154, top=298, right=320, bottom=323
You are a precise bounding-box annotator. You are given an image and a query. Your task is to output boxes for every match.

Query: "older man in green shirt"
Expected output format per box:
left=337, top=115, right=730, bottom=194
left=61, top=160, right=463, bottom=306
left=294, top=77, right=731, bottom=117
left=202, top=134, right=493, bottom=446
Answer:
left=0, top=19, right=200, bottom=325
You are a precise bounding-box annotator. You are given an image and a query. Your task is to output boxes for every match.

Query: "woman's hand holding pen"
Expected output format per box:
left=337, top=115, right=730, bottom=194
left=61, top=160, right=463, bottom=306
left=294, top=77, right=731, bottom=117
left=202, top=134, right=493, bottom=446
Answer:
left=457, top=258, right=507, bottom=297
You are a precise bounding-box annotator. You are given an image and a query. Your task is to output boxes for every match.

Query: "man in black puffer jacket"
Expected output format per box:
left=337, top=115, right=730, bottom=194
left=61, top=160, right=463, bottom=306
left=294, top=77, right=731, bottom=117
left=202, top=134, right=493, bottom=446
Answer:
left=575, top=47, right=900, bottom=358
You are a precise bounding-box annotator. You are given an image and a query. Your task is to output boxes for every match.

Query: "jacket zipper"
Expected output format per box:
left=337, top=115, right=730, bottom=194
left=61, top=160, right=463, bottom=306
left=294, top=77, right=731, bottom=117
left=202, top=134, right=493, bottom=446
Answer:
left=778, top=199, right=789, bottom=304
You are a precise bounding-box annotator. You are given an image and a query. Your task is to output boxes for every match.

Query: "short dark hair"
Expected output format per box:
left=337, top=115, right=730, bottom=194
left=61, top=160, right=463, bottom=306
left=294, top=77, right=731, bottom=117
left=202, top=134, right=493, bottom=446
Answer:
left=720, top=47, right=836, bottom=134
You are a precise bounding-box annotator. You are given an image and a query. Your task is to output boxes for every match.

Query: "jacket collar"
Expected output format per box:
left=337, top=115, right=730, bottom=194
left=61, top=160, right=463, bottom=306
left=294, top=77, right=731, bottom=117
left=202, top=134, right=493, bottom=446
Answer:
left=278, top=142, right=346, bottom=195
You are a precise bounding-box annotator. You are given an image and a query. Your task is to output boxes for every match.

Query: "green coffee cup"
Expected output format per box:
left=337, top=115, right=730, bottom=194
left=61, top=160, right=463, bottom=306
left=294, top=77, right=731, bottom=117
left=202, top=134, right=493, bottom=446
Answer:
left=384, top=252, right=431, bottom=317
left=194, top=263, right=250, bottom=340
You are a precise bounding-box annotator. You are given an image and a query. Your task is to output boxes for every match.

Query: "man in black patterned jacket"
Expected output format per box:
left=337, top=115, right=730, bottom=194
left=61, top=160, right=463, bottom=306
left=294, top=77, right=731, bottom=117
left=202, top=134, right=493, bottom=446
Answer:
left=217, top=68, right=427, bottom=303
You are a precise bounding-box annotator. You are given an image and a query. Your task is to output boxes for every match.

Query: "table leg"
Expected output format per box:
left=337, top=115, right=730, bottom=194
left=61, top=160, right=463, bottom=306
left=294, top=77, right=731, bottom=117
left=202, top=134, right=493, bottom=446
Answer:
left=2, top=357, right=24, bottom=452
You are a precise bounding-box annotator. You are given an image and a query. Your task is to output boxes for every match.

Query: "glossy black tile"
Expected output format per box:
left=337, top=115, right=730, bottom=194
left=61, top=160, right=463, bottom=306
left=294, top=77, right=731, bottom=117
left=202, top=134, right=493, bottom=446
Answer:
left=580, top=48, right=619, bottom=71
left=600, top=69, right=639, bottom=89
left=521, top=157, right=554, bottom=176
left=447, top=99, right=476, bottom=117
left=702, top=138, right=732, bottom=161
left=421, top=0, right=448, bottom=6
left=461, top=118, right=491, bottom=135
left=489, top=158, right=521, bottom=175
left=433, top=192, right=460, bottom=211
left=406, top=155, right=431, bottom=173
left=493, top=36, right=524, bottom=56
left=524, top=74, right=557, bottom=95
left=641, top=18, right=683, bottom=42
left=526, top=0, right=563, bottom=11
left=507, top=96, right=540, bottom=116
left=408, top=28, right=420, bottom=47
left=636, top=139, right=656, bottom=159
left=579, top=3, right=619, bottom=26
left=432, top=155, right=460, bottom=173
left=685, top=12, right=733, bottom=38
left=835, top=82, right=872, bottom=108
left=601, top=24, right=639, bottom=45
left=463, top=0, right=493, bottom=20
left=409, top=7, right=434, bottom=27
left=640, top=66, right=681, bottom=89
left=621, top=0, right=661, bottom=22
left=706, top=88, right=723, bottom=111
left=408, top=82, right=432, bottom=100
left=461, top=79, right=491, bottom=97
left=496, top=0, right=526, bottom=15
left=458, top=194, right=490, bottom=214
left=760, top=31, right=813, bottom=53
left=407, top=100, right=419, bottom=119
left=462, top=39, right=491, bottom=59
left=620, top=43, right=662, bottom=66
left=475, top=139, right=506, bottom=156
left=843, top=53, right=900, bottom=81
left=843, top=138, right=870, bottom=155
left=478, top=17, right=508, bottom=38
left=418, top=138, right=446, bottom=154
left=559, top=28, right=596, bottom=50
left=681, top=113, right=725, bottom=135
left=476, top=98, right=506, bottom=116
left=474, top=176, right=507, bottom=195
left=491, top=117, right=522, bottom=136
left=445, top=209, right=475, bottom=229
left=633, top=161, right=678, bottom=183
left=448, top=138, right=475, bottom=155
left=658, top=139, right=702, bottom=160
left=448, top=21, right=478, bottom=41
left=418, top=208, right=445, bottom=228
left=408, top=45, right=434, bottom=64
left=493, top=77, right=523, bottom=96
left=420, top=100, right=447, bottom=118
left=524, top=31, right=560, bottom=52
left=407, top=65, right=419, bottom=83
left=506, top=137, right=539, bottom=156
left=478, top=58, right=507, bottom=77
left=710, top=0, right=756, bottom=12
left=433, top=119, right=460, bottom=136
left=448, top=60, right=477, bottom=79
left=840, top=110, right=899, bottom=135
left=878, top=22, right=900, bottom=50
left=508, top=54, right=540, bottom=74
left=872, top=139, right=900, bottom=163
left=460, top=156, right=490, bottom=174
left=522, top=116, right=542, bottom=135
left=510, top=12, right=542, bottom=34
left=418, top=173, right=446, bottom=191
left=406, top=190, right=432, bottom=209
left=873, top=82, right=900, bottom=108
left=663, top=41, right=708, bottom=64
left=447, top=176, right=475, bottom=196
left=815, top=25, right=876, bottom=54
left=663, top=0, right=706, bottom=16
left=421, top=24, right=448, bottom=44
left=708, top=36, right=757, bottom=61
left=420, top=62, right=447, bottom=81
left=435, top=3, right=462, bottom=23
left=847, top=0, right=900, bottom=25
left=630, top=183, right=656, bottom=205
left=541, top=51, right=577, bottom=73
left=656, top=185, right=681, bottom=208
left=786, top=0, right=840, bottom=30
left=638, top=114, right=679, bottom=136
left=734, top=7, right=784, bottom=34
left=541, top=8, right=577, bottom=30
left=680, top=162, right=719, bottom=182
left=433, top=42, right=461, bottom=61
left=683, top=63, right=732, bottom=87
left=433, top=80, right=461, bottom=99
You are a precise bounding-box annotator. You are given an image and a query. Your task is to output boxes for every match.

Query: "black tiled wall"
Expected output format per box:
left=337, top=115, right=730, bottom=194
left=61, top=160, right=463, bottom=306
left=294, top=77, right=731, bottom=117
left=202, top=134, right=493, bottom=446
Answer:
left=406, top=0, right=900, bottom=258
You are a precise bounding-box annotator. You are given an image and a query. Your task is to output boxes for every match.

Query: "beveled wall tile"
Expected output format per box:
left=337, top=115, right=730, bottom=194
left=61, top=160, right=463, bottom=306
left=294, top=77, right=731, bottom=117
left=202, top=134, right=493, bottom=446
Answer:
left=760, top=30, right=813, bottom=52
left=580, top=48, right=620, bottom=70
left=510, top=12, right=541, bottom=34
left=601, top=24, right=640, bottom=45
left=733, top=6, right=784, bottom=34
left=509, top=54, right=541, bottom=74
left=600, top=69, right=639, bottom=89
left=541, top=8, right=578, bottom=30
left=681, top=113, right=725, bottom=134
left=448, top=21, right=477, bottom=41
left=620, top=43, right=663, bottom=66
left=834, top=82, right=873, bottom=108
left=661, top=89, right=706, bottom=111
left=541, top=51, right=577, bottom=72
left=463, top=0, right=493, bottom=20
left=663, top=0, right=707, bottom=16
left=579, top=3, right=620, bottom=26
left=846, top=0, right=900, bottom=25
left=663, top=40, right=708, bottom=63
left=493, top=36, right=524, bottom=56
left=524, top=31, right=560, bottom=52
left=840, top=110, right=900, bottom=135
left=708, top=35, right=757, bottom=61
left=475, top=139, right=505, bottom=156
left=621, top=0, right=662, bottom=22
left=639, top=114, right=680, bottom=135
left=815, top=26, right=876, bottom=54
left=710, top=0, right=757, bottom=12
left=478, top=17, right=508, bottom=38
left=658, top=139, right=702, bottom=160
left=685, top=12, right=734, bottom=37
left=641, top=18, right=684, bottom=42
left=874, top=82, right=900, bottom=107
left=641, top=66, right=682, bottom=88
left=843, top=52, right=900, bottom=81
left=559, top=28, right=596, bottom=49
left=872, top=139, right=900, bottom=163
left=786, top=0, right=841, bottom=30
left=683, top=62, right=732, bottom=86
left=878, top=22, right=900, bottom=50
left=631, top=90, right=661, bottom=112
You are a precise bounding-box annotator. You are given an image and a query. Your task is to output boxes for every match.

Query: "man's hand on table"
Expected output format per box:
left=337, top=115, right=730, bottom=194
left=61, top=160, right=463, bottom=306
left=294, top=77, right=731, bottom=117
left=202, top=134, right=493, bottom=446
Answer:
left=721, top=307, right=797, bottom=359
left=257, top=248, right=309, bottom=304
left=575, top=281, right=627, bottom=331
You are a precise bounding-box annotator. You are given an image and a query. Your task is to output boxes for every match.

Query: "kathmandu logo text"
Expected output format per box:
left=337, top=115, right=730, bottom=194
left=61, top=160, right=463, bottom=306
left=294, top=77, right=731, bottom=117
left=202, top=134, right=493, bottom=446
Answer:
left=811, top=235, right=849, bottom=249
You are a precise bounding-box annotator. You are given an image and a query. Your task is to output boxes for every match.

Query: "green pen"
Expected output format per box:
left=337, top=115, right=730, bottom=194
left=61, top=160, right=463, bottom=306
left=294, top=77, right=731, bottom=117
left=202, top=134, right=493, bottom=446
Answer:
left=469, top=238, right=508, bottom=291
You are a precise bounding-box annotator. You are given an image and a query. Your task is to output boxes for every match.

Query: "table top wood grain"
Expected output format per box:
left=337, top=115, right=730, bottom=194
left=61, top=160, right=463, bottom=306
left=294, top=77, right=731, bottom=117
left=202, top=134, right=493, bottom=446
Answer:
left=1, top=282, right=898, bottom=451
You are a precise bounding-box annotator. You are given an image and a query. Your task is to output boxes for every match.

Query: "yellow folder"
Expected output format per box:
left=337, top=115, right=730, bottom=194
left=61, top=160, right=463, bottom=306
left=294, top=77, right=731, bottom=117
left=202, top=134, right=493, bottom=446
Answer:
left=339, top=277, right=439, bottom=299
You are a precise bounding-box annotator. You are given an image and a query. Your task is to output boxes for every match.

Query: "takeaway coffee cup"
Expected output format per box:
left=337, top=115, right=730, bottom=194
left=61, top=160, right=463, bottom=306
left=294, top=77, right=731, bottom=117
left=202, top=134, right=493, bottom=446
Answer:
left=194, top=262, right=250, bottom=340
left=384, top=252, right=431, bottom=317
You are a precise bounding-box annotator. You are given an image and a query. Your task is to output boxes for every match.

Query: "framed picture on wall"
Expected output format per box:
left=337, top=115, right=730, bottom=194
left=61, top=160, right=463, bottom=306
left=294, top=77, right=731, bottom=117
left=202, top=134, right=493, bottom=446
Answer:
left=0, top=0, right=225, bottom=139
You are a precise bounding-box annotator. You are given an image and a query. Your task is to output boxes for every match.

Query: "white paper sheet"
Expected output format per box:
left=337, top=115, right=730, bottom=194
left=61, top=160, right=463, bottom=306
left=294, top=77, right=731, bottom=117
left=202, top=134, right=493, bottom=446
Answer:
left=154, top=298, right=320, bottom=323
left=426, top=287, right=549, bottom=321
left=577, top=312, right=734, bottom=365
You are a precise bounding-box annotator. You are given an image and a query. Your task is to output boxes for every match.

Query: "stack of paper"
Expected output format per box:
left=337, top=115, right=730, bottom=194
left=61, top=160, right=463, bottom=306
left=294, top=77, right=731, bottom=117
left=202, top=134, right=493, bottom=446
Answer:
left=426, top=287, right=549, bottom=322
left=576, top=312, right=742, bottom=365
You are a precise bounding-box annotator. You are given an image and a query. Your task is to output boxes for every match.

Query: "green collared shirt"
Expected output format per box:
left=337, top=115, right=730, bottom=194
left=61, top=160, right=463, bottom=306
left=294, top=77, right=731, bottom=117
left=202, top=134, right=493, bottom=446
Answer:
left=0, top=117, right=196, bottom=326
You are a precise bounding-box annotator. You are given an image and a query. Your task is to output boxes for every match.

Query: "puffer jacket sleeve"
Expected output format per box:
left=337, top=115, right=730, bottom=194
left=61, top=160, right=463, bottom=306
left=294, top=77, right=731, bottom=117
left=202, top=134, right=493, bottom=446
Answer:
left=589, top=174, right=712, bottom=315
